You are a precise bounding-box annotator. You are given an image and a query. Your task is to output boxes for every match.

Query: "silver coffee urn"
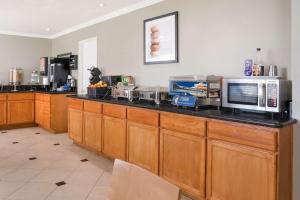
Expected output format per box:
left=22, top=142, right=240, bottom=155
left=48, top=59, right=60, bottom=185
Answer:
left=9, top=68, right=23, bottom=91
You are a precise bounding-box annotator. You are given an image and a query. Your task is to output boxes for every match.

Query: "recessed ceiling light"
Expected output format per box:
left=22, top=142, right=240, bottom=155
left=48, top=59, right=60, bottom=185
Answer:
left=99, top=2, right=105, bottom=7
left=45, top=28, right=51, bottom=32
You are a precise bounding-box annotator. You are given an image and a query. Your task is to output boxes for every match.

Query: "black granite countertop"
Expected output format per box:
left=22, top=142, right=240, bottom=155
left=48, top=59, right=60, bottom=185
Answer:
left=0, top=90, right=76, bottom=95
left=68, top=95, right=297, bottom=128
left=0, top=85, right=76, bottom=95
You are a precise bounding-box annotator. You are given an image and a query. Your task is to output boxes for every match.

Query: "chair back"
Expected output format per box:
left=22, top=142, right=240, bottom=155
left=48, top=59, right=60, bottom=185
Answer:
left=109, top=159, right=181, bottom=200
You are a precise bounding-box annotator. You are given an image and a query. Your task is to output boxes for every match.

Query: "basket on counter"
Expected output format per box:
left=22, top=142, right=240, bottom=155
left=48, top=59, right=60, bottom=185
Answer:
left=87, top=87, right=108, bottom=98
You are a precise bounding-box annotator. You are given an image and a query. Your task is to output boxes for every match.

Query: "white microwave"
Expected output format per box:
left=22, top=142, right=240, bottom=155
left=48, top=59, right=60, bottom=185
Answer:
left=222, top=77, right=292, bottom=113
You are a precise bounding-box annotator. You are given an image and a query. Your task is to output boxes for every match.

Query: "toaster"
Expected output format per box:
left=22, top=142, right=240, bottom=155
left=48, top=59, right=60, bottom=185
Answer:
left=137, top=87, right=169, bottom=105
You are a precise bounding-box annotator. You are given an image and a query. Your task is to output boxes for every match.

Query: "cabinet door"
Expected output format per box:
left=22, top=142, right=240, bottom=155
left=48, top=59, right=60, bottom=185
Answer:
left=160, top=129, right=206, bottom=199
left=102, top=115, right=126, bottom=160
left=206, top=140, right=276, bottom=200
left=43, top=101, right=51, bottom=129
left=7, top=100, right=34, bottom=124
left=127, top=121, right=159, bottom=174
left=35, top=100, right=43, bottom=125
left=68, top=109, right=83, bottom=143
left=84, top=112, right=102, bottom=151
left=0, top=101, right=7, bottom=125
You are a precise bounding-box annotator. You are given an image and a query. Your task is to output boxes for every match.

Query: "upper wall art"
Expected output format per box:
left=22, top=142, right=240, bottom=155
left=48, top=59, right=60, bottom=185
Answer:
left=144, top=11, right=179, bottom=65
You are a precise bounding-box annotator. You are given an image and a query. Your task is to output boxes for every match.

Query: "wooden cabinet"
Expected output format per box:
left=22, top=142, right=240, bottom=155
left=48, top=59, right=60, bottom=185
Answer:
left=35, top=93, right=69, bottom=133
left=7, top=93, right=34, bottom=125
left=127, top=108, right=159, bottom=174
left=206, top=140, right=276, bottom=200
left=206, top=119, right=292, bottom=200
left=102, top=115, right=127, bottom=160
left=160, top=112, right=206, bottom=136
left=35, top=95, right=50, bottom=129
left=127, top=122, right=159, bottom=173
left=35, top=100, right=42, bottom=125
left=160, top=112, right=206, bottom=199
left=68, top=99, right=83, bottom=143
left=83, top=101, right=102, bottom=151
left=7, top=100, right=34, bottom=124
left=160, top=128, right=206, bottom=199
left=0, top=101, right=7, bottom=125
left=65, top=99, right=293, bottom=200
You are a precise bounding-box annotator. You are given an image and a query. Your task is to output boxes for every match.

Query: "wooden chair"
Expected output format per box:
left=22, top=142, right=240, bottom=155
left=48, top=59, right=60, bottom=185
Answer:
left=108, top=159, right=181, bottom=200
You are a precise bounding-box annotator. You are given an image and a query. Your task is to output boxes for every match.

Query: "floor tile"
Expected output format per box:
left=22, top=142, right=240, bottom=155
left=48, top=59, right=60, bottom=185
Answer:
left=46, top=158, right=81, bottom=171
left=0, top=168, right=16, bottom=178
left=0, top=127, right=190, bottom=200
left=21, top=159, right=52, bottom=170
left=65, top=170, right=103, bottom=187
left=0, top=181, right=25, bottom=199
left=86, top=186, right=111, bottom=200
left=96, top=172, right=112, bottom=187
left=7, top=182, right=56, bottom=200
left=30, top=169, right=72, bottom=183
left=1, top=169, right=41, bottom=182
left=0, top=157, right=27, bottom=169
left=45, top=184, right=93, bottom=200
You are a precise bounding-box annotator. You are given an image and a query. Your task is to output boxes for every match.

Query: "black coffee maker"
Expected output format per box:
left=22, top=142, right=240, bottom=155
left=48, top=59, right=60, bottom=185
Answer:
left=49, top=58, right=70, bottom=91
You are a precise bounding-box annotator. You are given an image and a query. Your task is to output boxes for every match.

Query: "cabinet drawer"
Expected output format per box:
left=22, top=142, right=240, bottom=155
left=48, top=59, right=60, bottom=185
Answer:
left=84, top=101, right=102, bottom=114
left=160, top=112, right=206, bottom=136
left=103, top=103, right=126, bottom=119
left=8, top=93, right=35, bottom=101
left=207, top=120, right=278, bottom=151
left=35, top=93, right=50, bottom=102
left=68, top=98, right=83, bottom=110
left=127, top=107, right=159, bottom=126
left=0, top=94, right=7, bottom=101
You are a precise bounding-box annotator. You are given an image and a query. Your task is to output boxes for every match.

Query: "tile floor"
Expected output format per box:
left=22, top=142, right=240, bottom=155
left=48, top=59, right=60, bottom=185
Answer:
left=0, top=127, right=191, bottom=200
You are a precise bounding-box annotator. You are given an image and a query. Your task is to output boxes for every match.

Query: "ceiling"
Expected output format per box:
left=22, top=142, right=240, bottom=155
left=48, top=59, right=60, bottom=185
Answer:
left=0, top=0, right=163, bottom=39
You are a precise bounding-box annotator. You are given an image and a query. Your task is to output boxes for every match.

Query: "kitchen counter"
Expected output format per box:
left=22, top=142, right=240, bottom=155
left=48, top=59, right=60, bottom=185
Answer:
left=68, top=95, right=297, bottom=128
left=0, top=90, right=75, bottom=94
left=0, top=84, right=76, bottom=94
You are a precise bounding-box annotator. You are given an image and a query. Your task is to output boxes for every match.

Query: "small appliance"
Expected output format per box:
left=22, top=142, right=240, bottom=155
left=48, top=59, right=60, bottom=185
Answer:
left=9, top=68, right=23, bottom=91
left=57, top=52, right=78, bottom=70
left=169, top=75, right=222, bottom=108
left=67, top=75, right=76, bottom=90
left=222, top=77, right=292, bottom=113
left=111, top=83, right=139, bottom=102
left=9, top=68, right=23, bottom=85
left=137, top=87, right=169, bottom=105
left=49, top=62, right=70, bottom=91
left=42, top=76, right=49, bottom=86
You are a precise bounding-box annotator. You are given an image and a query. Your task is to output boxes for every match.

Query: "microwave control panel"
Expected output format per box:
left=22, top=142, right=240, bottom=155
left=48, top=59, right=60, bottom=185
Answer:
left=267, top=83, right=278, bottom=108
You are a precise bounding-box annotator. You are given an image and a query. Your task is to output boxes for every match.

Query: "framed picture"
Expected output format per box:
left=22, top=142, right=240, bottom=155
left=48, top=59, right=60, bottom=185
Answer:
left=144, top=11, right=178, bottom=65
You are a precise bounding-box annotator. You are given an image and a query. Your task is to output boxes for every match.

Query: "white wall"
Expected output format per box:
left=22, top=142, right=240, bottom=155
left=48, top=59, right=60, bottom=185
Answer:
left=0, top=34, right=51, bottom=84
left=291, top=0, right=300, bottom=199
left=78, top=37, right=98, bottom=94
left=52, top=0, right=291, bottom=87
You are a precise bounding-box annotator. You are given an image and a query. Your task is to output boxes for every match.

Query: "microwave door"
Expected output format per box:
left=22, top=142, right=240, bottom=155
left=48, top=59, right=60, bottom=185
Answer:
left=258, top=82, right=266, bottom=108
left=223, top=79, right=266, bottom=111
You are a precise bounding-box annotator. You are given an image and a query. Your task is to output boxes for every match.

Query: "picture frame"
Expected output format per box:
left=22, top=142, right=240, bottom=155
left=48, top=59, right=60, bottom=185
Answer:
left=144, top=11, right=179, bottom=65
